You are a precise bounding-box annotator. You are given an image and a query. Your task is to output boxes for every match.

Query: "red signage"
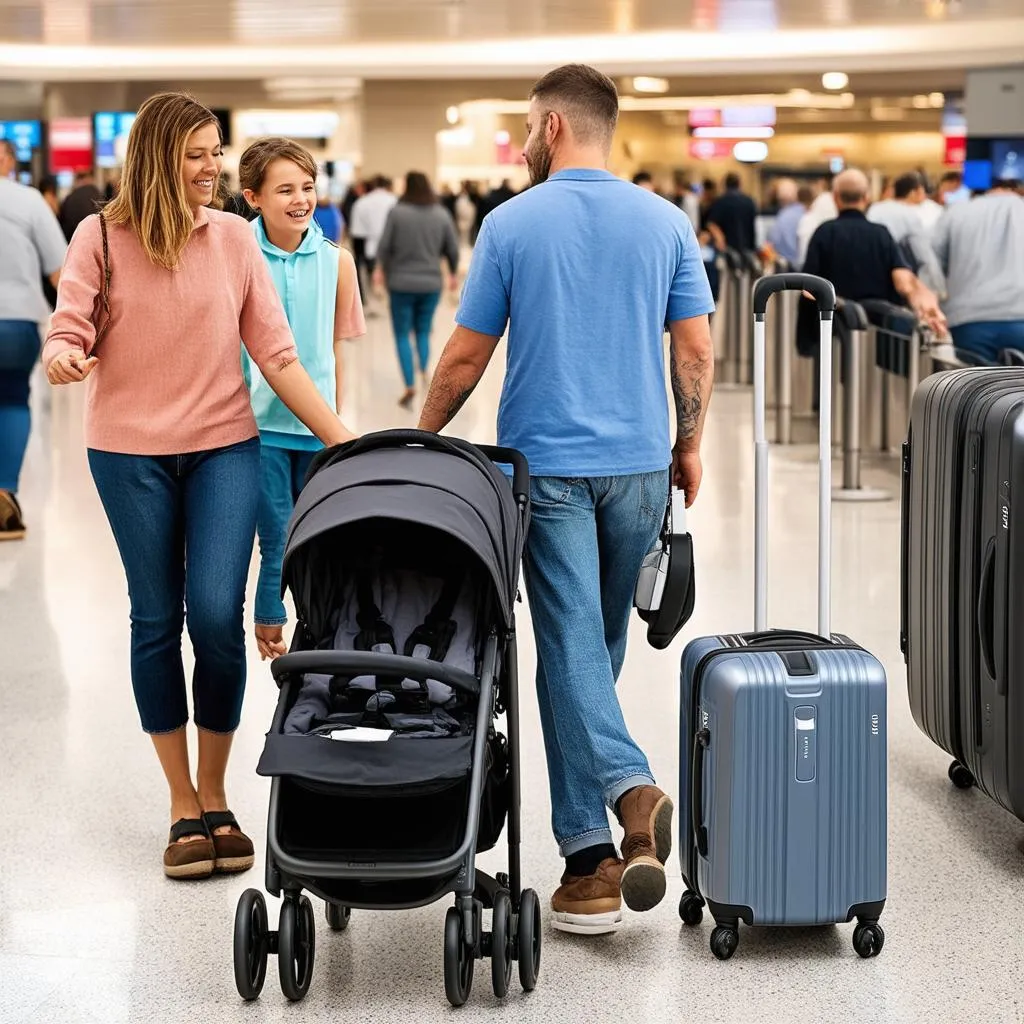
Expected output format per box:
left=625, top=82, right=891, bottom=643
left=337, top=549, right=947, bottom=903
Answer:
left=48, top=117, right=93, bottom=173
left=689, top=139, right=734, bottom=160
left=944, top=134, right=966, bottom=166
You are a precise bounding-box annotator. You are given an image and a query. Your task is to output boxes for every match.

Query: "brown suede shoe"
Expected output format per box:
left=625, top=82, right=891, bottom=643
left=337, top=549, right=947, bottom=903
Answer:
left=202, top=810, right=255, bottom=874
left=550, top=857, right=624, bottom=935
left=617, top=785, right=674, bottom=912
left=0, top=490, right=26, bottom=542
left=164, top=819, right=215, bottom=880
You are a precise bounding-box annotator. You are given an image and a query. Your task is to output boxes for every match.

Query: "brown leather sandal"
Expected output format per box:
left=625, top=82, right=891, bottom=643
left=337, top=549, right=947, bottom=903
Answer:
left=164, top=818, right=215, bottom=880
left=202, top=810, right=255, bottom=874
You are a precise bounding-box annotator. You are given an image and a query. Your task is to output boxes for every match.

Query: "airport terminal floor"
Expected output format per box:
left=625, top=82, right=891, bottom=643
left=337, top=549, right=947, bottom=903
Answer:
left=3, top=300, right=1023, bottom=1024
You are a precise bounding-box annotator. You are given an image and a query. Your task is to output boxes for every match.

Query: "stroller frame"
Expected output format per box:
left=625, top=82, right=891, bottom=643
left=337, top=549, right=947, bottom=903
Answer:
left=232, top=434, right=540, bottom=1009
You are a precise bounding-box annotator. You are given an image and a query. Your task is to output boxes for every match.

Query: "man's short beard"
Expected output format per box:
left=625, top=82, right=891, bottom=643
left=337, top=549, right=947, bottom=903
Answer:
left=526, top=135, right=552, bottom=187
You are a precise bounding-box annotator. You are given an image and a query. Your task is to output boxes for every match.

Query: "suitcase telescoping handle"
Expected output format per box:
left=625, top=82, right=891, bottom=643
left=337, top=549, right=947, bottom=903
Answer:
left=752, top=273, right=836, bottom=639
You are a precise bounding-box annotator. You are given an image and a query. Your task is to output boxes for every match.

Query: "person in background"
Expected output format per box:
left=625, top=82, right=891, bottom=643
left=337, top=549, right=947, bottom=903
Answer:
left=36, top=176, right=60, bottom=216
left=932, top=175, right=1024, bottom=362
left=670, top=169, right=701, bottom=234
left=918, top=170, right=962, bottom=232
left=474, top=178, right=516, bottom=238
left=418, top=63, right=715, bottom=935
left=455, top=180, right=480, bottom=245
left=59, top=169, right=104, bottom=241
left=705, top=171, right=756, bottom=253
left=766, top=178, right=808, bottom=268
left=867, top=171, right=946, bottom=295
left=632, top=170, right=656, bottom=192
left=340, top=178, right=364, bottom=238
left=42, top=93, right=356, bottom=883
left=800, top=167, right=946, bottom=340
left=238, top=137, right=365, bottom=660
left=374, top=170, right=459, bottom=408
left=312, top=181, right=343, bottom=244
left=439, top=183, right=457, bottom=222
left=0, top=139, right=67, bottom=539
left=797, top=176, right=838, bottom=267
left=349, top=175, right=397, bottom=307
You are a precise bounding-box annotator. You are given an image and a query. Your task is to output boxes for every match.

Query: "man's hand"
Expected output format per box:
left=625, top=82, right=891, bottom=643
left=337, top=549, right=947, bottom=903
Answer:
left=911, top=287, right=948, bottom=337
left=672, top=445, right=703, bottom=508
left=47, top=351, right=98, bottom=385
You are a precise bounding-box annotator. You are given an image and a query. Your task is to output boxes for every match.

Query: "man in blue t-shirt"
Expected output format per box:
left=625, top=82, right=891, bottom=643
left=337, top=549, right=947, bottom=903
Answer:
left=419, top=63, right=715, bottom=936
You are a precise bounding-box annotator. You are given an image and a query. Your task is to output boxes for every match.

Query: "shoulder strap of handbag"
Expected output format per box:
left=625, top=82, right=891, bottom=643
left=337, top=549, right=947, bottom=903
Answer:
left=93, top=211, right=112, bottom=347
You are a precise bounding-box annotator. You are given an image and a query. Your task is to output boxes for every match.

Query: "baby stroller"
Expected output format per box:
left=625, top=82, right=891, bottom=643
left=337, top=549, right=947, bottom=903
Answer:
left=231, top=429, right=539, bottom=1008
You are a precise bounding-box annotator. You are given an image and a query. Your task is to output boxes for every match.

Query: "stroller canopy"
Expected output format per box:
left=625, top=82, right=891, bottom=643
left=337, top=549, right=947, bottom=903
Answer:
left=282, top=431, right=527, bottom=629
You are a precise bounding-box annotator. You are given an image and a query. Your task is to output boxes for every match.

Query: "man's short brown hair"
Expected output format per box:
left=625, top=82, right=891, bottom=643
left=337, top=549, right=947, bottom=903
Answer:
left=238, top=136, right=318, bottom=196
left=529, top=64, right=619, bottom=145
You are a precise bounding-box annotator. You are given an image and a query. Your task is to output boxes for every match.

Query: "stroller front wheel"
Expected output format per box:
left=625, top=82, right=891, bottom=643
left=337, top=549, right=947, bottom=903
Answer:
left=278, top=895, right=316, bottom=1002
left=233, top=888, right=269, bottom=1001
left=325, top=902, right=350, bottom=932
left=490, top=891, right=514, bottom=998
left=443, top=906, right=474, bottom=1007
left=517, top=889, right=542, bottom=992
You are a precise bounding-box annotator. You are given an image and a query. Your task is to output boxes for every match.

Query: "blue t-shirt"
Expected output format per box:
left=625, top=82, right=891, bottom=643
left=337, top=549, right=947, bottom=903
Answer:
left=455, top=169, right=715, bottom=477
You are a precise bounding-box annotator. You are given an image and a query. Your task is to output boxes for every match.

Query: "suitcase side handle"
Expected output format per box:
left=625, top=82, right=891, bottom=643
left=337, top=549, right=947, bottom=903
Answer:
left=977, top=538, right=998, bottom=689
left=691, top=728, right=711, bottom=858
left=752, top=272, right=835, bottom=637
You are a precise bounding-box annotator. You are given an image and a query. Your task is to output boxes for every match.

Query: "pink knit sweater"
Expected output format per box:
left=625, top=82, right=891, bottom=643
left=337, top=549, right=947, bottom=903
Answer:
left=43, top=208, right=299, bottom=455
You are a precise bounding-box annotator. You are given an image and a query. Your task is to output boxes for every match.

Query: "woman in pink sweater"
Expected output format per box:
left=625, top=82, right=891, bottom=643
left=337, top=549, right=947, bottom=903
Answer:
left=43, top=93, right=355, bottom=881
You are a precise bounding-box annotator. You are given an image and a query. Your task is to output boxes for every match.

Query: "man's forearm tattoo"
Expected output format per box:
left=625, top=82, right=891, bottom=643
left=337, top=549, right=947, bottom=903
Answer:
left=671, top=351, right=709, bottom=443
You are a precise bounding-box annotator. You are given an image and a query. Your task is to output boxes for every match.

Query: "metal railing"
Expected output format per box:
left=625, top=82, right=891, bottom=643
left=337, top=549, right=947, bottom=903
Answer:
left=719, top=248, right=763, bottom=388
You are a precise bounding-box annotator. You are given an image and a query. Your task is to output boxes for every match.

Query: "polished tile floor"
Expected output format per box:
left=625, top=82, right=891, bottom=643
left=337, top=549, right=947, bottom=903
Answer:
left=3, top=301, right=1024, bottom=1024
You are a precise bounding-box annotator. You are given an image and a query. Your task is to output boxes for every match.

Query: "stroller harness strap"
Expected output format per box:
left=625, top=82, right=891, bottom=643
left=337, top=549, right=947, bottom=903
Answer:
left=329, top=568, right=467, bottom=721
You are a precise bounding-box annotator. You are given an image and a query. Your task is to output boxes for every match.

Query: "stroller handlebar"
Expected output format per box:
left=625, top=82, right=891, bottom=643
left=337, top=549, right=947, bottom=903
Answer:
left=270, top=650, right=481, bottom=697
left=473, top=444, right=530, bottom=506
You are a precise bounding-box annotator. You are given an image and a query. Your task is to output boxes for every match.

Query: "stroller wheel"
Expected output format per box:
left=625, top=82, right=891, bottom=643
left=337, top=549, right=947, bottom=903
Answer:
left=278, top=895, right=316, bottom=1002
left=443, top=906, right=474, bottom=1007
left=325, top=902, right=350, bottom=932
left=233, top=889, right=269, bottom=1001
left=517, top=889, right=542, bottom=992
left=490, top=891, right=514, bottom=998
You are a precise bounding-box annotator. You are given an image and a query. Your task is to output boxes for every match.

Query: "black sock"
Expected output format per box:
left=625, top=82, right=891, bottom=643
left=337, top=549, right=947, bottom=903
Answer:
left=565, top=843, right=618, bottom=877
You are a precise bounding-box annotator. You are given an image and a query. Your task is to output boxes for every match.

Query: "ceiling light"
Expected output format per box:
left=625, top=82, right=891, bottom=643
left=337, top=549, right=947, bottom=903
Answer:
left=693, top=126, right=775, bottom=139
left=633, top=76, right=669, bottom=94
left=733, top=140, right=768, bottom=163
left=840, top=91, right=855, bottom=106
left=911, top=94, right=930, bottom=109
left=445, top=105, right=460, bottom=125
left=788, top=88, right=812, bottom=102
left=929, top=91, right=945, bottom=107
left=822, top=71, right=849, bottom=91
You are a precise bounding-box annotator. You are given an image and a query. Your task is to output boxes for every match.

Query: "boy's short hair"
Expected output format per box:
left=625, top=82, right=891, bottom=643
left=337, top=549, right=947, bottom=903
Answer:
left=238, top=137, right=318, bottom=196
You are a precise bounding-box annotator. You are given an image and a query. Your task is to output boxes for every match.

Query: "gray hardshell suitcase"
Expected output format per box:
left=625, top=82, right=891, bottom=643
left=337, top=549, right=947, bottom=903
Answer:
left=678, top=273, right=888, bottom=961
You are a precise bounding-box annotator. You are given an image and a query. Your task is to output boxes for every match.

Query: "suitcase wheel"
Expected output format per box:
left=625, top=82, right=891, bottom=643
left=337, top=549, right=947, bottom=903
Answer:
left=710, top=925, right=739, bottom=961
left=948, top=760, right=976, bottom=790
left=853, top=921, right=885, bottom=959
left=678, top=890, right=704, bottom=927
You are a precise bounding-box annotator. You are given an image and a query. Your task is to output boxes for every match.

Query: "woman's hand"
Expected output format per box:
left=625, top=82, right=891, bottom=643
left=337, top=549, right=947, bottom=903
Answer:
left=255, top=624, right=287, bottom=661
left=47, top=351, right=98, bottom=385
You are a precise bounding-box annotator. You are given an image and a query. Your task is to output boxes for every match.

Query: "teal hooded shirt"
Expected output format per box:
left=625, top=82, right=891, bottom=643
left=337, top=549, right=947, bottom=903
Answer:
left=244, top=216, right=340, bottom=449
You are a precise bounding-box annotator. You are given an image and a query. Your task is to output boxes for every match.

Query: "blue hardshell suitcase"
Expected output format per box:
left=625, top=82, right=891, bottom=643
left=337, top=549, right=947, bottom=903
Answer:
left=678, top=274, right=888, bottom=961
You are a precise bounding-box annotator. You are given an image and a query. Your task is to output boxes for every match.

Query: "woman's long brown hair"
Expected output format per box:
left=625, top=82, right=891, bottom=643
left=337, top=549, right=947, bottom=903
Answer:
left=103, top=92, right=220, bottom=270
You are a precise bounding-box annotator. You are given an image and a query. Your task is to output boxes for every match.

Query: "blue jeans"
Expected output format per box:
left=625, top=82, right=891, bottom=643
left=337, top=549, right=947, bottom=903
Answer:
left=523, top=470, right=668, bottom=856
left=951, top=320, right=1024, bottom=365
left=255, top=443, right=318, bottom=626
left=0, top=320, right=41, bottom=492
left=390, top=290, right=441, bottom=387
left=88, top=438, right=261, bottom=734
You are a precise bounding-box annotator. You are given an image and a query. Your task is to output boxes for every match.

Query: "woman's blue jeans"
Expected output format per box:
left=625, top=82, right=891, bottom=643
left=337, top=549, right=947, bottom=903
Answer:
left=88, top=438, right=261, bottom=734
left=0, top=320, right=41, bottom=493
left=389, top=290, right=441, bottom=387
